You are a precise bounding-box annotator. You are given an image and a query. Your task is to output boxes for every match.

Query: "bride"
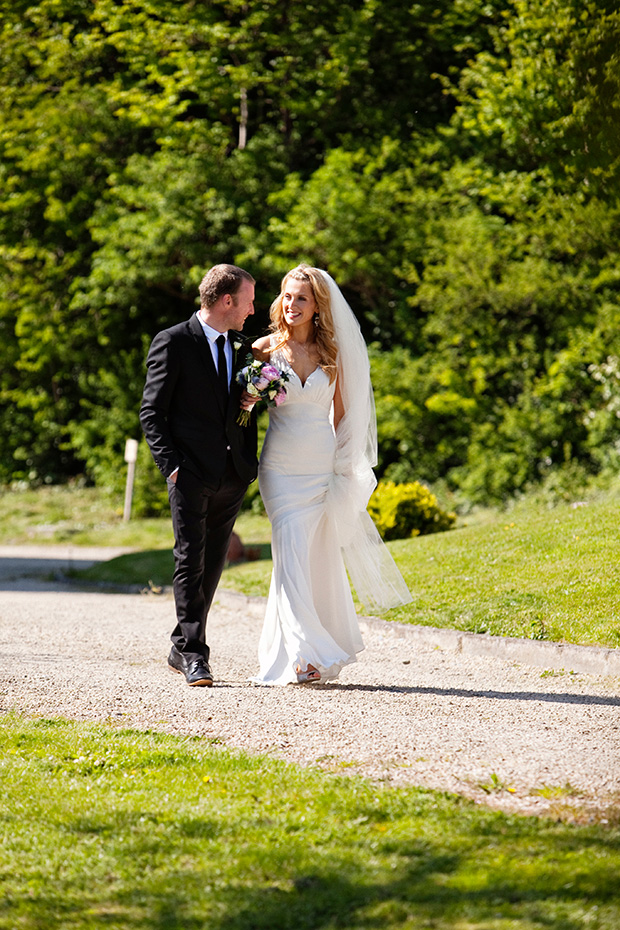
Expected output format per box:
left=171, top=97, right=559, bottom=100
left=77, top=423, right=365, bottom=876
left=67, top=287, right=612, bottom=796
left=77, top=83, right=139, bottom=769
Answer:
left=245, top=264, right=411, bottom=685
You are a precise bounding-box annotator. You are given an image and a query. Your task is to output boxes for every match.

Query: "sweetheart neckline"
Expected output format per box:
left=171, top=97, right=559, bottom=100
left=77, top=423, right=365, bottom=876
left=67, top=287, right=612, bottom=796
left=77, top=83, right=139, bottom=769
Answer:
left=286, top=363, right=321, bottom=389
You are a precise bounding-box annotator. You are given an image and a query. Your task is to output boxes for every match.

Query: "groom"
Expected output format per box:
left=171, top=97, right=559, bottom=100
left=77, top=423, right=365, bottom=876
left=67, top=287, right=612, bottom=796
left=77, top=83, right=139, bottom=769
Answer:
left=140, top=264, right=258, bottom=686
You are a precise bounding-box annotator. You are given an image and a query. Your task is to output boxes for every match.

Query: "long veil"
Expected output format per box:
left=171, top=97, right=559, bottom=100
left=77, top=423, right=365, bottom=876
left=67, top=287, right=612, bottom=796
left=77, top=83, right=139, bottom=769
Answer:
left=320, top=270, right=412, bottom=612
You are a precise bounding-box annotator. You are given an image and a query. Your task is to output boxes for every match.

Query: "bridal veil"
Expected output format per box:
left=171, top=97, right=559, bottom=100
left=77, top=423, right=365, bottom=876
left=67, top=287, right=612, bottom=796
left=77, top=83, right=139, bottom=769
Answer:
left=320, top=270, right=412, bottom=612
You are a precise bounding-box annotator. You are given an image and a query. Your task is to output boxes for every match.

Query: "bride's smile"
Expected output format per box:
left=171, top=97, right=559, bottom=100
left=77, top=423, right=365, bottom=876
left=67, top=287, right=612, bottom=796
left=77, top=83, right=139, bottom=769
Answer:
left=282, top=279, right=317, bottom=329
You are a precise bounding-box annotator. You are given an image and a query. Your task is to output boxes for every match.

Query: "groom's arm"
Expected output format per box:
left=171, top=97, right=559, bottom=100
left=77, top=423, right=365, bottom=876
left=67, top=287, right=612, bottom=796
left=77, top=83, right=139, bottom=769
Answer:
left=140, top=330, right=182, bottom=479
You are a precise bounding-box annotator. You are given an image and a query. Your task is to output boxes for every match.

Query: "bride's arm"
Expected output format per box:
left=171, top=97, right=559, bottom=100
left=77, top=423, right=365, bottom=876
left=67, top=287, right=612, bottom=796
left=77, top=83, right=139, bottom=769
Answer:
left=333, top=375, right=345, bottom=430
left=252, top=335, right=271, bottom=362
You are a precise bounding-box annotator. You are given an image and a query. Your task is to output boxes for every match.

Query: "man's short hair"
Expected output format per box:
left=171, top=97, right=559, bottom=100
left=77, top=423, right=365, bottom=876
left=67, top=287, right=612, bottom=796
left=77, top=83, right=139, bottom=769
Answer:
left=199, top=264, right=255, bottom=309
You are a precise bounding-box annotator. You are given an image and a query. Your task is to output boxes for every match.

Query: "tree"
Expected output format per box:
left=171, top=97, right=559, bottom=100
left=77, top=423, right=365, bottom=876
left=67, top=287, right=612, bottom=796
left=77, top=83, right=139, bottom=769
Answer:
left=446, top=0, right=620, bottom=195
left=3, top=0, right=620, bottom=506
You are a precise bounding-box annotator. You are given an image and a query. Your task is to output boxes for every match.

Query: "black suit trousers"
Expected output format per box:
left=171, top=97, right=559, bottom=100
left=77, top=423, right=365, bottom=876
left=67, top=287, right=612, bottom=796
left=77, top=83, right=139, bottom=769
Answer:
left=167, top=457, right=248, bottom=662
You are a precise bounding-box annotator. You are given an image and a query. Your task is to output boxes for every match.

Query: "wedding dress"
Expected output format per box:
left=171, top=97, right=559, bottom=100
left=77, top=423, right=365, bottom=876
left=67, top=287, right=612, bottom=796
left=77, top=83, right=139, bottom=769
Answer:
left=252, top=269, right=411, bottom=686
left=253, top=350, right=364, bottom=685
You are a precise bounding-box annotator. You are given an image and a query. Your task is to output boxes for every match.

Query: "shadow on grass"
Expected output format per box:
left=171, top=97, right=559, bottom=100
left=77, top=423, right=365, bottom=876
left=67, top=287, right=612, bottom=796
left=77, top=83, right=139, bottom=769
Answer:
left=215, top=858, right=616, bottom=930
left=236, top=541, right=272, bottom=562
left=13, top=827, right=618, bottom=930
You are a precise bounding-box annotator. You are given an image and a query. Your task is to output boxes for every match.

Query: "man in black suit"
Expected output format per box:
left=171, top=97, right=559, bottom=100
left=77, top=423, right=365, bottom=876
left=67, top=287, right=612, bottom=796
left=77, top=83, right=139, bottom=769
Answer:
left=140, top=264, right=258, bottom=686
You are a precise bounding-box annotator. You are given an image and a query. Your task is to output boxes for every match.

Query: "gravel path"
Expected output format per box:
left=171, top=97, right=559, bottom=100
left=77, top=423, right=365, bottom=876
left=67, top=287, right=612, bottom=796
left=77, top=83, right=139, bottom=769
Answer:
left=1, top=548, right=619, bottom=820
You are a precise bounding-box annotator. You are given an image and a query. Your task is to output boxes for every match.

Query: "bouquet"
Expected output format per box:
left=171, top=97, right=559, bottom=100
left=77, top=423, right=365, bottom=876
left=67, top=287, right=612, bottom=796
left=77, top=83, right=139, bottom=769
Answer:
left=236, top=354, right=289, bottom=426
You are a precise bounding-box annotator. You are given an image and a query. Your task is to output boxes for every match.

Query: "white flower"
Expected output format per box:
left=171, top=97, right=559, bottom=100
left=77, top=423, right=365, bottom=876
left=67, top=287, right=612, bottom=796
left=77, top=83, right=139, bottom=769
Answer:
left=233, top=341, right=242, bottom=351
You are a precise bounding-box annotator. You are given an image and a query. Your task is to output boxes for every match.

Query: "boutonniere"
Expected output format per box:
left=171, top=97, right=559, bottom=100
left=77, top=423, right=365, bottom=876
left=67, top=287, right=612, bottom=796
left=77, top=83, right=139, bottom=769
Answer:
left=233, top=340, right=243, bottom=352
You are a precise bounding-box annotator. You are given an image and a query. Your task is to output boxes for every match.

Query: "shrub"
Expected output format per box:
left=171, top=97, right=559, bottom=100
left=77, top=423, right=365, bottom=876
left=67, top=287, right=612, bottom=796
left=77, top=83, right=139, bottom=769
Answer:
left=368, top=480, right=456, bottom=540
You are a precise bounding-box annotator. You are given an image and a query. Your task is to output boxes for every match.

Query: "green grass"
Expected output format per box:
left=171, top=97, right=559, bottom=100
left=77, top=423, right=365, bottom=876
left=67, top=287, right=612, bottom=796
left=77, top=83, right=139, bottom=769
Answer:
left=0, top=484, right=173, bottom=548
left=385, top=492, right=620, bottom=649
left=0, top=484, right=269, bottom=589
left=2, top=714, right=619, bottom=930
left=3, top=484, right=620, bottom=647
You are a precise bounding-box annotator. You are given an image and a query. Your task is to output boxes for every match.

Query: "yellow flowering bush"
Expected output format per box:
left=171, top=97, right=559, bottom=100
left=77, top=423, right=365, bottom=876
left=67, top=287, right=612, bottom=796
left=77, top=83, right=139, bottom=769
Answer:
left=368, top=480, right=456, bottom=541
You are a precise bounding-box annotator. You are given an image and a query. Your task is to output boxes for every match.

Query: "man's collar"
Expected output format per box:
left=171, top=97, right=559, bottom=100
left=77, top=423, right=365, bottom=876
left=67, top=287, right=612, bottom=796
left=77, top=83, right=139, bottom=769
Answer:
left=196, top=311, right=227, bottom=343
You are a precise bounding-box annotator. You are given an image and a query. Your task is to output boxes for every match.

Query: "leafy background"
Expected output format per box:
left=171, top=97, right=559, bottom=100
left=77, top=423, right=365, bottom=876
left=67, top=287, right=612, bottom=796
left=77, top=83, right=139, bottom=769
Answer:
left=2, top=0, right=620, bottom=510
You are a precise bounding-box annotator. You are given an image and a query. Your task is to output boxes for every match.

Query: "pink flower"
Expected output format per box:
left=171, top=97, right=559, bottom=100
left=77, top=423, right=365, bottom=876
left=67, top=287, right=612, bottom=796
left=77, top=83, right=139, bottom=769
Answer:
left=254, top=376, right=270, bottom=391
left=261, top=364, right=281, bottom=381
left=274, top=389, right=286, bottom=406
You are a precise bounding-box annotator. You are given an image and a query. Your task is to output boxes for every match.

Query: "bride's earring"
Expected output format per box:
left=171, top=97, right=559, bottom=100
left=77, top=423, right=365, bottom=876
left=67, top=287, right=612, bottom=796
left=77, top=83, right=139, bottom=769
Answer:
left=314, top=314, right=319, bottom=327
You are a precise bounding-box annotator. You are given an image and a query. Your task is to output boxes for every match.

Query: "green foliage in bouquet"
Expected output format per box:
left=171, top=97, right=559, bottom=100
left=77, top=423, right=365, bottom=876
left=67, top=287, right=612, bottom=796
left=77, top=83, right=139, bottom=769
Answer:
left=369, top=481, right=455, bottom=541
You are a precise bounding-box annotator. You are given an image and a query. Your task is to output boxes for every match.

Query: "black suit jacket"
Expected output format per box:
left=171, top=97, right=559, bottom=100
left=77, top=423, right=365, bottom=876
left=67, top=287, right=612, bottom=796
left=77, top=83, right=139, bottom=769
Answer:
left=140, top=314, right=258, bottom=489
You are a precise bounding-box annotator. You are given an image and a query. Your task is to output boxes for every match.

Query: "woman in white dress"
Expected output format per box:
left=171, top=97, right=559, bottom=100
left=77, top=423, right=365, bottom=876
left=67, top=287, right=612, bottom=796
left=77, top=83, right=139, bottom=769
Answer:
left=246, top=265, right=411, bottom=685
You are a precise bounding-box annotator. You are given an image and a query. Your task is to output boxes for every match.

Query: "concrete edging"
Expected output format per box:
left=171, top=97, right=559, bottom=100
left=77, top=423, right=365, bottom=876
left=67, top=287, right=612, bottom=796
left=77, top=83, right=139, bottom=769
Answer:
left=215, top=589, right=620, bottom=677
left=360, top=614, right=620, bottom=677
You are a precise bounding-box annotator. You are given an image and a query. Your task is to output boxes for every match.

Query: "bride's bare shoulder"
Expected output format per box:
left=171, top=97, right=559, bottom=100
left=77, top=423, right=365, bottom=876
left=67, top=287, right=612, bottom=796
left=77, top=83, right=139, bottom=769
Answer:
left=252, top=335, right=274, bottom=362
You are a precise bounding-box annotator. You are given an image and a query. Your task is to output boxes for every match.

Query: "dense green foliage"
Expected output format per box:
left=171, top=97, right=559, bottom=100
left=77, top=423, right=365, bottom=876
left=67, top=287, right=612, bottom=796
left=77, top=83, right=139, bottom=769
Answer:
left=1, top=0, right=620, bottom=504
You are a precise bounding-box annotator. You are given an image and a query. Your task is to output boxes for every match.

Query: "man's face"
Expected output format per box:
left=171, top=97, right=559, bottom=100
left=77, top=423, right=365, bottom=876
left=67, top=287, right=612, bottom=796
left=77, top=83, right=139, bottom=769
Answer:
left=226, top=279, right=255, bottom=331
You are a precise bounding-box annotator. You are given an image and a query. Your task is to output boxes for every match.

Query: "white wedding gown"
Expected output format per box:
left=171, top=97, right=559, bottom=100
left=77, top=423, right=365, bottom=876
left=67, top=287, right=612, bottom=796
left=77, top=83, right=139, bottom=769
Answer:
left=252, top=351, right=364, bottom=685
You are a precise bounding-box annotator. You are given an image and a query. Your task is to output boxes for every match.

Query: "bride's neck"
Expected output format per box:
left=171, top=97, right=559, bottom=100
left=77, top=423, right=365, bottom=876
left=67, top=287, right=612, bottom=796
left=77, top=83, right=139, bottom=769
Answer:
left=287, top=324, right=315, bottom=346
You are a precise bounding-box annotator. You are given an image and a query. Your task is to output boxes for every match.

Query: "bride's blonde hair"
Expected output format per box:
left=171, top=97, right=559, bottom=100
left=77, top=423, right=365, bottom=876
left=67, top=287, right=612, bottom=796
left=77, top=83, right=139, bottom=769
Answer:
left=269, top=264, right=338, bottom=383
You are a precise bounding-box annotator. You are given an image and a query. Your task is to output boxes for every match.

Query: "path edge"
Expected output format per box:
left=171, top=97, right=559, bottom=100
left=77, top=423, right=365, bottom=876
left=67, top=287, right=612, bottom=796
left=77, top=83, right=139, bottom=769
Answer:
left=215, top=589, right=620, bottom=677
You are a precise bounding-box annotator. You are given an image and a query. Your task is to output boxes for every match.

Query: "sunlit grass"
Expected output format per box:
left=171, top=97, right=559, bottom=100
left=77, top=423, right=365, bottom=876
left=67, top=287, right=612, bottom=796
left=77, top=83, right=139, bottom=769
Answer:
left=385, top=492, right=620, bottom=648
left=2, top=714, right=619, bottom=930
left=0, top=484, right=173, bottom=548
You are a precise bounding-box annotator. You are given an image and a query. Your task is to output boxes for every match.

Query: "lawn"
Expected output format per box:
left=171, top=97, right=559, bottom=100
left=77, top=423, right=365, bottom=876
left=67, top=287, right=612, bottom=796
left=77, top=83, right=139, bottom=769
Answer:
left=1, top=714, right=619, bottom=930
left=386, top=491, right=620, bottom=648
left=2, top=483, right=620, bottom=647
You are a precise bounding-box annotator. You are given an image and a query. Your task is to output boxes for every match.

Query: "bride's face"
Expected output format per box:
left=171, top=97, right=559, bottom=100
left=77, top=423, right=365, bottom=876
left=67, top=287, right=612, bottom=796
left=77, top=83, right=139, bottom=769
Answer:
left=281, top=278, right=317, bottom=330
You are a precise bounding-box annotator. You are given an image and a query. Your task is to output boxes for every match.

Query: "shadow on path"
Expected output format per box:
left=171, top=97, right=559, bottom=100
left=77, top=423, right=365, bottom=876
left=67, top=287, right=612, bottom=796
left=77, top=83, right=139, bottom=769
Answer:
left=324, top=682, right=620, bottom=706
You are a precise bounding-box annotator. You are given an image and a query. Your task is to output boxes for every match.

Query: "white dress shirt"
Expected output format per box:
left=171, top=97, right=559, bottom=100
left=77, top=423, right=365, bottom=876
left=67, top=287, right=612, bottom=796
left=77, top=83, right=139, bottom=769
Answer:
left=196, top=312, right=232, bottom=383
